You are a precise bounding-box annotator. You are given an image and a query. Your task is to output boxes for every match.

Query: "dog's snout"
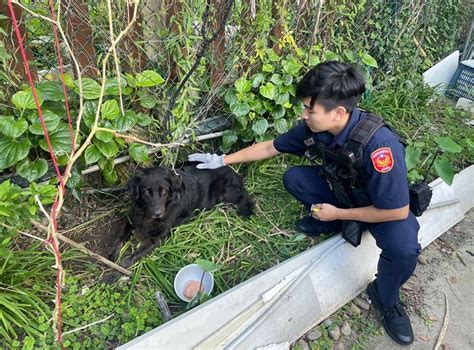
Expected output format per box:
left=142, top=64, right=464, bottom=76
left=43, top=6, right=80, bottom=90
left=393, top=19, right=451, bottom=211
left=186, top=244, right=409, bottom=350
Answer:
left=152, top=208, right=164, bottom=219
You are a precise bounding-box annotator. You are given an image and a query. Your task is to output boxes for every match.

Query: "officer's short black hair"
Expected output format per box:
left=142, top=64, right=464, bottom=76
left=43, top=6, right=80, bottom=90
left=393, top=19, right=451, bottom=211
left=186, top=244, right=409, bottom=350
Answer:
left=296, top=61, right=365, bottom=113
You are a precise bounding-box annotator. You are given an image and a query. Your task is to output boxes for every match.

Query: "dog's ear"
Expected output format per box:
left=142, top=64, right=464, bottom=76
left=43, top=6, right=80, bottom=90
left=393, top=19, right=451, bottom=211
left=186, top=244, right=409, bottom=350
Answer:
left=127, top=176, right=141, bottom=201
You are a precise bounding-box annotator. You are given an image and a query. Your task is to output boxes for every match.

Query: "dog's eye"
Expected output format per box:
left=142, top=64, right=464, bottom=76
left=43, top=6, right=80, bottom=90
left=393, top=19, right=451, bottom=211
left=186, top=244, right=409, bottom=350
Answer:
left=161, top=188, right=168, bottom=196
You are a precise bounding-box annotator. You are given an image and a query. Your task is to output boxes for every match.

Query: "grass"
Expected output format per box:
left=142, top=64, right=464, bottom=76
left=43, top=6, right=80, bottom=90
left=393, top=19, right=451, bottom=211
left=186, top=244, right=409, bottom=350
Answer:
left=3, top=83, right=473, bottom=349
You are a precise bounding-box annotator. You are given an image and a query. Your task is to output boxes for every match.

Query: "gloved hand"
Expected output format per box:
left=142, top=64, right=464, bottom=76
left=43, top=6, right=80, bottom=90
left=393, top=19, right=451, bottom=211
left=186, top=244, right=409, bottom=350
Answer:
left=187, top=153, right=226, bottom=169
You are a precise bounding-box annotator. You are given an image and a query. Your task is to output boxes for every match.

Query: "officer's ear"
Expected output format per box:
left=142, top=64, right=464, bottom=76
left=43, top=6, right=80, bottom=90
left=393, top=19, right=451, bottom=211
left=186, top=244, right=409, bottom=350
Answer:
left=333, top=106, right=347, bottom=121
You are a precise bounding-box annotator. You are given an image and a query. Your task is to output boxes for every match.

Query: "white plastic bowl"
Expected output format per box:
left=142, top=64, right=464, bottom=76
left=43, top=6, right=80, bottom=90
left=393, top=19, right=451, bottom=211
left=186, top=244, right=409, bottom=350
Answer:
left=174, top=264, right=214, bottom=302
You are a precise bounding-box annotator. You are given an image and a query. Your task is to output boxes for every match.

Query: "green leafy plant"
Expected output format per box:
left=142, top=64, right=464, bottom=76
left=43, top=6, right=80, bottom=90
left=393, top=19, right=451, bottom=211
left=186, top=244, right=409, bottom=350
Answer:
left=0, top=69, right=163, bottom=185
left=186, top=259, right=221, bottom=310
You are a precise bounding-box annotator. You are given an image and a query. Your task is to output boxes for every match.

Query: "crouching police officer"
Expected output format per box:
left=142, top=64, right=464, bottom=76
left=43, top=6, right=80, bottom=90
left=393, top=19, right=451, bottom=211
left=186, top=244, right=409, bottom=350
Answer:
left=188, top=61, right=421, bottom=345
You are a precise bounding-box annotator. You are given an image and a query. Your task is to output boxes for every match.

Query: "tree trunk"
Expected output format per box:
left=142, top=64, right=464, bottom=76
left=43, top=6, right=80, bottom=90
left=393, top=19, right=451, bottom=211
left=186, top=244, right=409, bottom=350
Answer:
left=270, top=0, right=286, bottom=55
left=210, top=0, right=226, bottom=88
left=61, top=0, right=98, bottom=78
left=0, top=2, right=37, bottom=82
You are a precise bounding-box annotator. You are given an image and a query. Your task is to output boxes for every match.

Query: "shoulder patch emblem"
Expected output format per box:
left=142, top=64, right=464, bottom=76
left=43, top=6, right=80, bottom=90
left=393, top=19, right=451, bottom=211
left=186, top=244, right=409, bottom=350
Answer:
left=371, top=147, right=394, bottom=173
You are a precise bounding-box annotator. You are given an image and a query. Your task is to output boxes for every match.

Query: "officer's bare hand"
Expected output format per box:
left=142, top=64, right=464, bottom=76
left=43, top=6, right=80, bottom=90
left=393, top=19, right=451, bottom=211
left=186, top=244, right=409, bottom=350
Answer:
left=311, top=203, right=340, bottom=221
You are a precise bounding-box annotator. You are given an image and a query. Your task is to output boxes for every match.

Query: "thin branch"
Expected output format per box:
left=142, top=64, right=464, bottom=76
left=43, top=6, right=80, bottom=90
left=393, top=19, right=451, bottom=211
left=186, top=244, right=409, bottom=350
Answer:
left=1, top=223, right=46, bottom=243
left=434, top=293, right=449, bottom=350
left=31, top=220, right=133, bottom=277
left=63, top=313, right=115, bottom=336
left=94, top=127, right=185, bottom=148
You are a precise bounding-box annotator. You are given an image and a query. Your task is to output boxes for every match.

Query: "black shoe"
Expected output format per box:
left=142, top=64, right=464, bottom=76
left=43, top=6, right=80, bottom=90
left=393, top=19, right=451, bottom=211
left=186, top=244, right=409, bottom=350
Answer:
left=294, top=216, right=341, bottom=237
left=367, top=281, right=414, bottom=346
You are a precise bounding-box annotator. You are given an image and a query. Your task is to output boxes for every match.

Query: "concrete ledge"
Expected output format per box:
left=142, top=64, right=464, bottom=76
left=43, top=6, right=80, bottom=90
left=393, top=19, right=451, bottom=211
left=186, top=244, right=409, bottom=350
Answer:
left=119, top=166, right=473, bottom=350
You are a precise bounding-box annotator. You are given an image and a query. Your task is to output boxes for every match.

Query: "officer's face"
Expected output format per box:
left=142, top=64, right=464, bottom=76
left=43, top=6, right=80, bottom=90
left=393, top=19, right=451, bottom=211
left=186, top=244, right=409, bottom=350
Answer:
left=300, top=98, right=341, bottom=133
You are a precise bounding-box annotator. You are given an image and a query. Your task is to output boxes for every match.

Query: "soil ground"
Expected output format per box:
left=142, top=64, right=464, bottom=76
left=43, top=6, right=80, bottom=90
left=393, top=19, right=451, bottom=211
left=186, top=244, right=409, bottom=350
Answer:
left=297, top=208, right=474, bottom=350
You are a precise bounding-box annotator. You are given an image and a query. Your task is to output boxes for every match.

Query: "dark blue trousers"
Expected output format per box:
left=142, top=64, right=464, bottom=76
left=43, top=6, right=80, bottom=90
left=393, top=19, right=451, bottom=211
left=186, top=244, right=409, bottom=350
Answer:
left=283, top=166, right=421, bottom=307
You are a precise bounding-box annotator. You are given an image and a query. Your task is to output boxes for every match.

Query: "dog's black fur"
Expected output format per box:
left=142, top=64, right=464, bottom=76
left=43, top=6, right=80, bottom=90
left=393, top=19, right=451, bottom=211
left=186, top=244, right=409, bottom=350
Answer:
left=103, top=163, right=253, bottom=282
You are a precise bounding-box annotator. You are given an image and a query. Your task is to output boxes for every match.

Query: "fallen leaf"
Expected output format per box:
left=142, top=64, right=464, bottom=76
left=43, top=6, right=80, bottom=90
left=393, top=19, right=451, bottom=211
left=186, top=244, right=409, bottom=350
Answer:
left=418, top=335, right=430, bottom=341
left=429, top=315, right=438, bottom=321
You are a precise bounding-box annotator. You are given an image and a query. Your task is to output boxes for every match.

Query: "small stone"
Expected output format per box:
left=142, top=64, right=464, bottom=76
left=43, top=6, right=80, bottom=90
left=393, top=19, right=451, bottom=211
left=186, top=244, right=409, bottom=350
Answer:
left=354, top=296, right=370, bottom=310
left=329, top=326, right=341, bottom=341
left=323, top=318, right=333, bottom=328
left=341, top=320, right=351, bottom=336
left=306, top=328, right=322, bottom=341
left=296, top=339, right=310, bottom=350
left=334, top=342, right=344, bottom=350
left=418, top=254, right=428, bottom=264
left=428, top=315, right=438, bottom=321
left=350, top=303, right=361, bottom=315
left=418, top=335, right=430, bottom=341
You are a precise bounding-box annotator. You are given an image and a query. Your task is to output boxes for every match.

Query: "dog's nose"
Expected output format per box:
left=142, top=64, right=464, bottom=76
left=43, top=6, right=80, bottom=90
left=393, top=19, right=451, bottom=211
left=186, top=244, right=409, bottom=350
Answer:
left=152, top=210, right=163, bottom=219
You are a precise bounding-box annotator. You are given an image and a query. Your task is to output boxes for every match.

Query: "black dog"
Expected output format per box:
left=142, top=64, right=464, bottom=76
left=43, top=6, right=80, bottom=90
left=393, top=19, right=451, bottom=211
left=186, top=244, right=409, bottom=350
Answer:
left=103, top=163, right=253, bottom=281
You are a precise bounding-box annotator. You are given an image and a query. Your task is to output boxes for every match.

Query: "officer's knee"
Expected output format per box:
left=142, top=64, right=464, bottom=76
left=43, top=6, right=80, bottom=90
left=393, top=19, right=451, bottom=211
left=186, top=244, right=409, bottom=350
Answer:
left=283, top=167, right=300, bottom=192
left=381, top=243, right=419, bottom=263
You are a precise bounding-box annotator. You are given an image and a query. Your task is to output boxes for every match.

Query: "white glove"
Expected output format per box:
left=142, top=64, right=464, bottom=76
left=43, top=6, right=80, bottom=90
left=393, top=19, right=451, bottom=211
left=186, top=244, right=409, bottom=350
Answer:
left=187, top=153, right=226, bottom=169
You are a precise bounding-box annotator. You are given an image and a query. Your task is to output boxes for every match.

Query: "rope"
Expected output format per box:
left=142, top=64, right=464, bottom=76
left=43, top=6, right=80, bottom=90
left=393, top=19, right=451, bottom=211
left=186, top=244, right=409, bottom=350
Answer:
left=7, top=0, right=66, bottom=342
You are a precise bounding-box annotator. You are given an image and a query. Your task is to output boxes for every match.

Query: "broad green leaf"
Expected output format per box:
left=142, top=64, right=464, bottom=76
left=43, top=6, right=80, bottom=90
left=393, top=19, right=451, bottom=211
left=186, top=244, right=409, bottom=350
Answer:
left=324, top=51, right=339, bottom=61
left=275, top=92, right=289, bottom=106
left=434, top=137, right=462, bottom=153
left=196, top=259, right=221, bottom=272
left=67, top=167, right=82, bottom=189
left=135, top=112, right=153, bottom=126
left=234, top=77, right=251, bottom=93
left=129, top=143, right=149, bottom=163
left=343, top=49, right=358, bottom=62
left=262, top=63, right=274, bottom=72
left=105, top=77, right=128, bottom=96
left=62, top=73, right=75, bottom=88
left=274, top=118, right=289, bottom=133
left=252, top=119, right=269, bottom=135
left=0, top=116, right=28, bottom=138
left=0, top=138, right=31, bottom=170
left=282, top=59, right=302, bottom=76
left=405, top=145, right=421, bottom=171
left=94, top=139, right=119, bottom=159
left=283, top=74, right=293, bottom=85
left=251, top=73, right=265, bottom=88
left=139, top=93, right=158, bottom=109
left=83, top=100, right=99, bottom=127
left=234, top=114, right=247, bottom=128
left=465, top=138, right=474, bottom=149
left=224, top=89, right=238, bottom=105
left=114, top=110, right=136, bottom=132
left=249, top=99, right=266, bottom=115
left=135, top=70, right=165, bottom=87
left=361, top=53, right=378, bottom=68
left=28, top=110, right=61, bottom=135
left=84, top=144, right=102, bottom=165
left=259, top=82, right=276, bottom=100
left=95, top=130, right=114, bottom=142
left=270, top=74, right=282, bottom=85
left=222, top=131, right=238, bottom=148
left=77, top=78, right=101, bottom=100
left=99, top=159, right=118, bottom=185
left=101, top=99, right=120, bottom=120
left=230, top=102, right=250, bottom=117
left=434, top=157, right=454, bottom=185
left=308, top=55, right=320, bottom=66
left=36, top=81, right=64, bottom=101
left=38, top=123, right=73, bottom=156
left=16, top=158, right=48, bottom=182
left=12, top=89, right=42, bottom=110
left=272, top=106, right=286, bottom=119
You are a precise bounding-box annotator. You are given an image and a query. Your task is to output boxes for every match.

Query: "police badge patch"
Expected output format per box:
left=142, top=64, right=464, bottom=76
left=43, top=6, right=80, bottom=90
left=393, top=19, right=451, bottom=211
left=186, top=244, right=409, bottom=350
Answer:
left=371, top=147, right=394, bottom=173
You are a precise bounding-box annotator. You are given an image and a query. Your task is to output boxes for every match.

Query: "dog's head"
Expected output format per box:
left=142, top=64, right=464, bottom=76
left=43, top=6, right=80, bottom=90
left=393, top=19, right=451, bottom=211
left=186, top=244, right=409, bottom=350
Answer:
left=127, top=167, right=183, bottom=220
